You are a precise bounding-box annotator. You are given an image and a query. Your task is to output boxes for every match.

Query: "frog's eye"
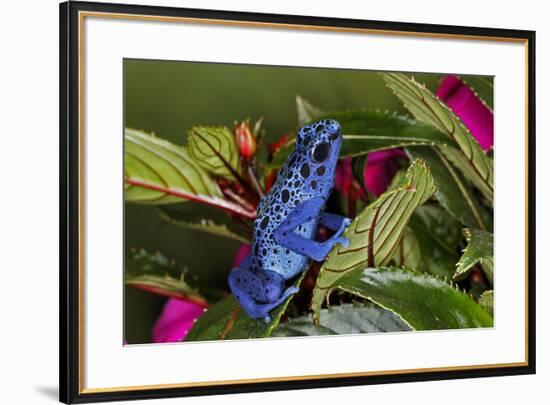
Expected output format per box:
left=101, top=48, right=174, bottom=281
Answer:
left=310, top=142, right=330, bottom=163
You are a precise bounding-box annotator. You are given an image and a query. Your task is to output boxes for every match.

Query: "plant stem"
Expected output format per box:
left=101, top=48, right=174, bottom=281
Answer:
left=247, top=165, right=265, bottom=198
left=222, top=187, right=257, bottom=213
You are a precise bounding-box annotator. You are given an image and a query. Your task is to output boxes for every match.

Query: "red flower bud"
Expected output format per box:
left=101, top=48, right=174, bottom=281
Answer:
left=235, top=120, right=256, bottom=161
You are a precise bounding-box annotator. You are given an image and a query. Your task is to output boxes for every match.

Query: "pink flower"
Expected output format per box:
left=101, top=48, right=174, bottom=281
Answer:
left=335, top=158, right=356, bottom=197
left=336, top=149, right=406, bottom=198
left=364, top=150, right=406, bottom=196
left=436, top=76, right=494, bottom=150
left=152, top=298, right=207, bottom=343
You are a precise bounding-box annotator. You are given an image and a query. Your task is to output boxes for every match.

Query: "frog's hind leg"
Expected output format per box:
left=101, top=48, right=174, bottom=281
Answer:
left=228, top=261, right=298, bottom=322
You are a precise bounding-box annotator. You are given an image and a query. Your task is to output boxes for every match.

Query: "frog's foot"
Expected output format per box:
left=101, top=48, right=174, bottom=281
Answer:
left=307, top=236, right=350, bottom=261
left=334, top=218, right=352, bottom=239
left=319, top=212, right=352, bottom=238
left=258, top=286, right=299, bottom=323
left=228, top=267, right=297, bottom=321
left=333, top=236, right=350, bottom=249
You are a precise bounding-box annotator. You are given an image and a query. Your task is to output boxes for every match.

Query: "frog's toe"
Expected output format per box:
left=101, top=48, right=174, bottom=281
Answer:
left=310, top=249, right=329, bottom=262
left=248, top=306, right=274, bottom=322
left=335, top=220, right=352, bottom=238
left=282, top=286, right=299, bottom=299
left=336, top=236, right=350, bottom=249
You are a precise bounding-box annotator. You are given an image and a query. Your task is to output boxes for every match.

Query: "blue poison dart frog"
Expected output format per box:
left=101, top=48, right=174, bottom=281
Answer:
left=228, top=119, right=351, bottom=322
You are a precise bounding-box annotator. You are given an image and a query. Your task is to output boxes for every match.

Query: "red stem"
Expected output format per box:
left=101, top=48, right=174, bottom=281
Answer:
left=127, top=283, right=208, bottom=306
left=348, top=185, right=357, bottom=218
left=125, top=177, right=257, bottom=219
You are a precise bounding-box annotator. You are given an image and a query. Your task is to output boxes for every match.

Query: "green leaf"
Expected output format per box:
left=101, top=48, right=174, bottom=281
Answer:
left=391, top=227, right=422, bottom=272
left=273, top=303, right=411, bottom=337
left=407, top=146, right=492, bottom=231
left=158, top=207, right=251, bottom=244
left=382, top=73, right=493, bottom=202
left=461, top=75, right=493, bottom=110
left=296, top=95, right=323, bottom=126
left=438, top=146, right=493, bottom=202
left=337, top=267, right=493, bottom=330
left=337, top=111, right=451, bottom=158
left=186, top=275, right=303, bottom=341
left=453, top=229, right=494, bottom=282
left=185, top=296, right=266, bottom=341
left=478, top=290, right=494, bottom=317
left=273, top=321, right=335, bottom=337
left=125, top=248, right=210, bottom=304
left=312, top=159, right=436, bottom=320
left=481, top=259, right=494, bottom=286
left=125, top=129, right=256, bottom=218
left=187, top=126, right=242, bottom=180
left=401, top=205, right=462, bottom=278
left=388, top=169, right=406, bottom=189
left=125, top=128, right=222, bottom=203
left=269, top=110, right=450, bottom=169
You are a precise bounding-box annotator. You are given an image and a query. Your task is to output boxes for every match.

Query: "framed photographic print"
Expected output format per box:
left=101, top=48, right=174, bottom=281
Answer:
left=60, top=1, right=536, bottom=403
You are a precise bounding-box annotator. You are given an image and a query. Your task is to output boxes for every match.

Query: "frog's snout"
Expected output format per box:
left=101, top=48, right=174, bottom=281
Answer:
left=321, top=119, right=342, bottom=143
left=323, top=119, right=342, bottom=136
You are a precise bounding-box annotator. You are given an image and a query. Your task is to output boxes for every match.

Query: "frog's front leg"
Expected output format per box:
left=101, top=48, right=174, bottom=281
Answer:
left=228, top=257, right=298, bottom=322
left=274, top=198, right=350, bottom=262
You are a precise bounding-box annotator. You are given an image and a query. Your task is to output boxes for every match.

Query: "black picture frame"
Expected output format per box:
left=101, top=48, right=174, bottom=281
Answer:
left=60, top=1, right=536, bottom=403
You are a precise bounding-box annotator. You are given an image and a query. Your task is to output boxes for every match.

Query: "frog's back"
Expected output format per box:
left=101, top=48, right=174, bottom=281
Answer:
left=252, top=170, right=316, bottom=279
left=251, top=119, right=342, bottom=279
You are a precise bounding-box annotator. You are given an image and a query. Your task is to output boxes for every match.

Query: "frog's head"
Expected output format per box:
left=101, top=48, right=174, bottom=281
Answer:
left=296, top=118, right=342, bottom=172
left=282, top=119, right=343, bottom=198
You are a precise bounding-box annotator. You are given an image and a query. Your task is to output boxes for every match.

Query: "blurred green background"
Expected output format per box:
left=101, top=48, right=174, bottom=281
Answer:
left=124, top=59, right=441, bottom=343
